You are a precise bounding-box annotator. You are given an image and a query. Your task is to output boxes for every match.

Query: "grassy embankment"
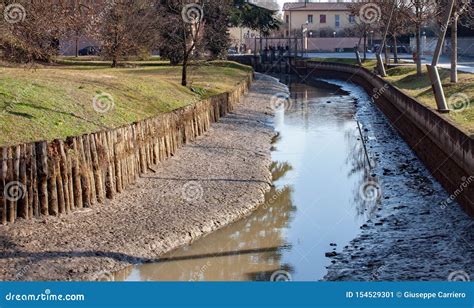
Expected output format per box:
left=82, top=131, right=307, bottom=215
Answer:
left=309, top=58, right=473, bottom=135
left=0, top=60, right=252, bottom=146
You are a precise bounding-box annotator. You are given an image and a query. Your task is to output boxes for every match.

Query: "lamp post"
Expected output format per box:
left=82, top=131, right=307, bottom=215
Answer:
left=421, top=31, right=426, bottom=57
left=333, top=31, right=336, bottom=38
left=301, top=22, right=308, bottom=57
left=370, top=30, right=374, bottom=51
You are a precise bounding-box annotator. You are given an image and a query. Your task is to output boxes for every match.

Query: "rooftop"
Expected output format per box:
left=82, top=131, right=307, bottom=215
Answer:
left=282, top=2, right=351, bottom=11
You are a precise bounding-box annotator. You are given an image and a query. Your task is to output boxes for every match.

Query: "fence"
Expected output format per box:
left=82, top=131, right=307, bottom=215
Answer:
left=244, top=37, right=362, bottom=54
left=0, top=75, right=253, bottom=225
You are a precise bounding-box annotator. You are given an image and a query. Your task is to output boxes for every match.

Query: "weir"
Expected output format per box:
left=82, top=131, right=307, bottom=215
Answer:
left=228, top=37, right=308, bottom=75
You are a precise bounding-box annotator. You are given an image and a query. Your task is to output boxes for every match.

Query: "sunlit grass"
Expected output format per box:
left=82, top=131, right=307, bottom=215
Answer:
left=0, top=61, right=252, bottom=145
left=307, top=58, right=473, bottom=134
left=385, top=65, right=474, bottom=135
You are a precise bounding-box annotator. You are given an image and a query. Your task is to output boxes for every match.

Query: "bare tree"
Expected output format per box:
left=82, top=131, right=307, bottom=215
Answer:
left=158, top=0, right=207, bottom=86
left=404, top=0, right=437, bottom=76
left=62, top=0, right=94, bottom=58
left=93, top=0, right=160, bottom=67
left=448, top=0, right=471, bottom=83
left=377, top=0, right=412, bottom=64
left=0, top=0, right=67, bottom=63
left=348, top=1, right=379, bottom=61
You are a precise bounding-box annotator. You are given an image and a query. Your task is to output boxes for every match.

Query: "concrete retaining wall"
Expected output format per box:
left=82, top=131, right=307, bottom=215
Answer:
left=0, top=75, right=253, bottom=224
left=303, top=61, right=474, bottom=215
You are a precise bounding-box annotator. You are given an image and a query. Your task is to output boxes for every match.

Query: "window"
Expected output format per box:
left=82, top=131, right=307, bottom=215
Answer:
left=349, top=15, right=355, bottom=24
left=320, top=14, right=326, bottom=23
left=308, top=14, right=313, bottom=24
left=286, top=15, right=289, bottom=24
left=335, top=15, right=340, bottom=27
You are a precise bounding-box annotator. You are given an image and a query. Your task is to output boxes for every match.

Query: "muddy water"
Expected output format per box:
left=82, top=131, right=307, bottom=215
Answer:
left=116, top=79, right=381, bottom=281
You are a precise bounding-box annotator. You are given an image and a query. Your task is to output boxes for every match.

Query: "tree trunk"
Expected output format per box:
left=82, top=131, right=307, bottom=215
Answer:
left=415, top=26, right=422, bottom=76
left=393, top=35, right=398, bottom=64
left=363, top=31, right=367, bottom=60
left=384, top=43, right=389, bottom=65
left=451, top=13, right=458, bottom=83
left=75, top=37, right=79, bottom=58
left=181, top=55, right=188, bottom=86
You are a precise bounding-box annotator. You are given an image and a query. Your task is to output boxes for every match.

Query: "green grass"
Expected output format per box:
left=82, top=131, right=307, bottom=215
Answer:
left=307, top=58, right=473, bottom=135
left=308, top=58, right=377, bottom=70
left=384, top=65, right=474, bottom=135
left=55, top=56, right=169, bottom=67
left=0, top=61, right=252, bottom=146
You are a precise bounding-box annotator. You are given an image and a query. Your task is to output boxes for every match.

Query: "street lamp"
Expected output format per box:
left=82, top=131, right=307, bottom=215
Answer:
left=333, top=31, right=336, bottom=38
left=370, top=30, right=374, bottom=50
left=421, top=31, right=426, bottom=57
left=301, top=22, right=309, bottom=56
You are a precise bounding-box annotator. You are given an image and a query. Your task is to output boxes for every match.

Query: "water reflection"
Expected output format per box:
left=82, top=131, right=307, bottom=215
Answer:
left=345, top=123, right=381, bottom=220
left=115, top=80, right=381, bottom=281
left=115, top=162, right=295, bottom=281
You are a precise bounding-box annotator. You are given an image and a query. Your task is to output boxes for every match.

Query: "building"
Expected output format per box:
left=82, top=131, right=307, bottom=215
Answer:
left=283, top=2, right=356, bottom=37
left=229, top=0, right=281, bottom=54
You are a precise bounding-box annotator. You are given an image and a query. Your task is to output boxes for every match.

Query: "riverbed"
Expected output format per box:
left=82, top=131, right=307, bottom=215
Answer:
left=115, top=76, right=384, bottom=281
left=116, top=75, right=474, bottom=282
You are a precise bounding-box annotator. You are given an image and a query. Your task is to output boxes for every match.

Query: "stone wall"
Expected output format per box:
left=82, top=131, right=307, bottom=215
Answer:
left=303, top=61, right=474, bottom=215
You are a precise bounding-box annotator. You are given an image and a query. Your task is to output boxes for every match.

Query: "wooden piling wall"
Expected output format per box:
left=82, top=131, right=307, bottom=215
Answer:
left=0, top=75, right=253, bottom=224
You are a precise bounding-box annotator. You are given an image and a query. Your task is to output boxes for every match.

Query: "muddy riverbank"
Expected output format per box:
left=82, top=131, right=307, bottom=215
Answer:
left=111, top=76, right=473, bottom=282
left=322, top=80, right=474, bottom=281
left=0, top=73, right=286, bottom=281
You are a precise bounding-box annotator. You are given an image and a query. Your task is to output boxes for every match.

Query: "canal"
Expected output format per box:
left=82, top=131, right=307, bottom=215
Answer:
left=114, top=75, right=384, bottom=281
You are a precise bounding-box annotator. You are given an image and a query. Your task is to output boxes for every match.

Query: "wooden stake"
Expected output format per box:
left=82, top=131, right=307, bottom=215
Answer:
left=0, top=147, right=6, bottom=225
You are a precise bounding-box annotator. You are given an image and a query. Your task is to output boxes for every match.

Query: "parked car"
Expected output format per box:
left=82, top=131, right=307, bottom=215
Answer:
left=78, top=46, right=100, bottom=56
left=228, top=47, right=238, bottom=55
